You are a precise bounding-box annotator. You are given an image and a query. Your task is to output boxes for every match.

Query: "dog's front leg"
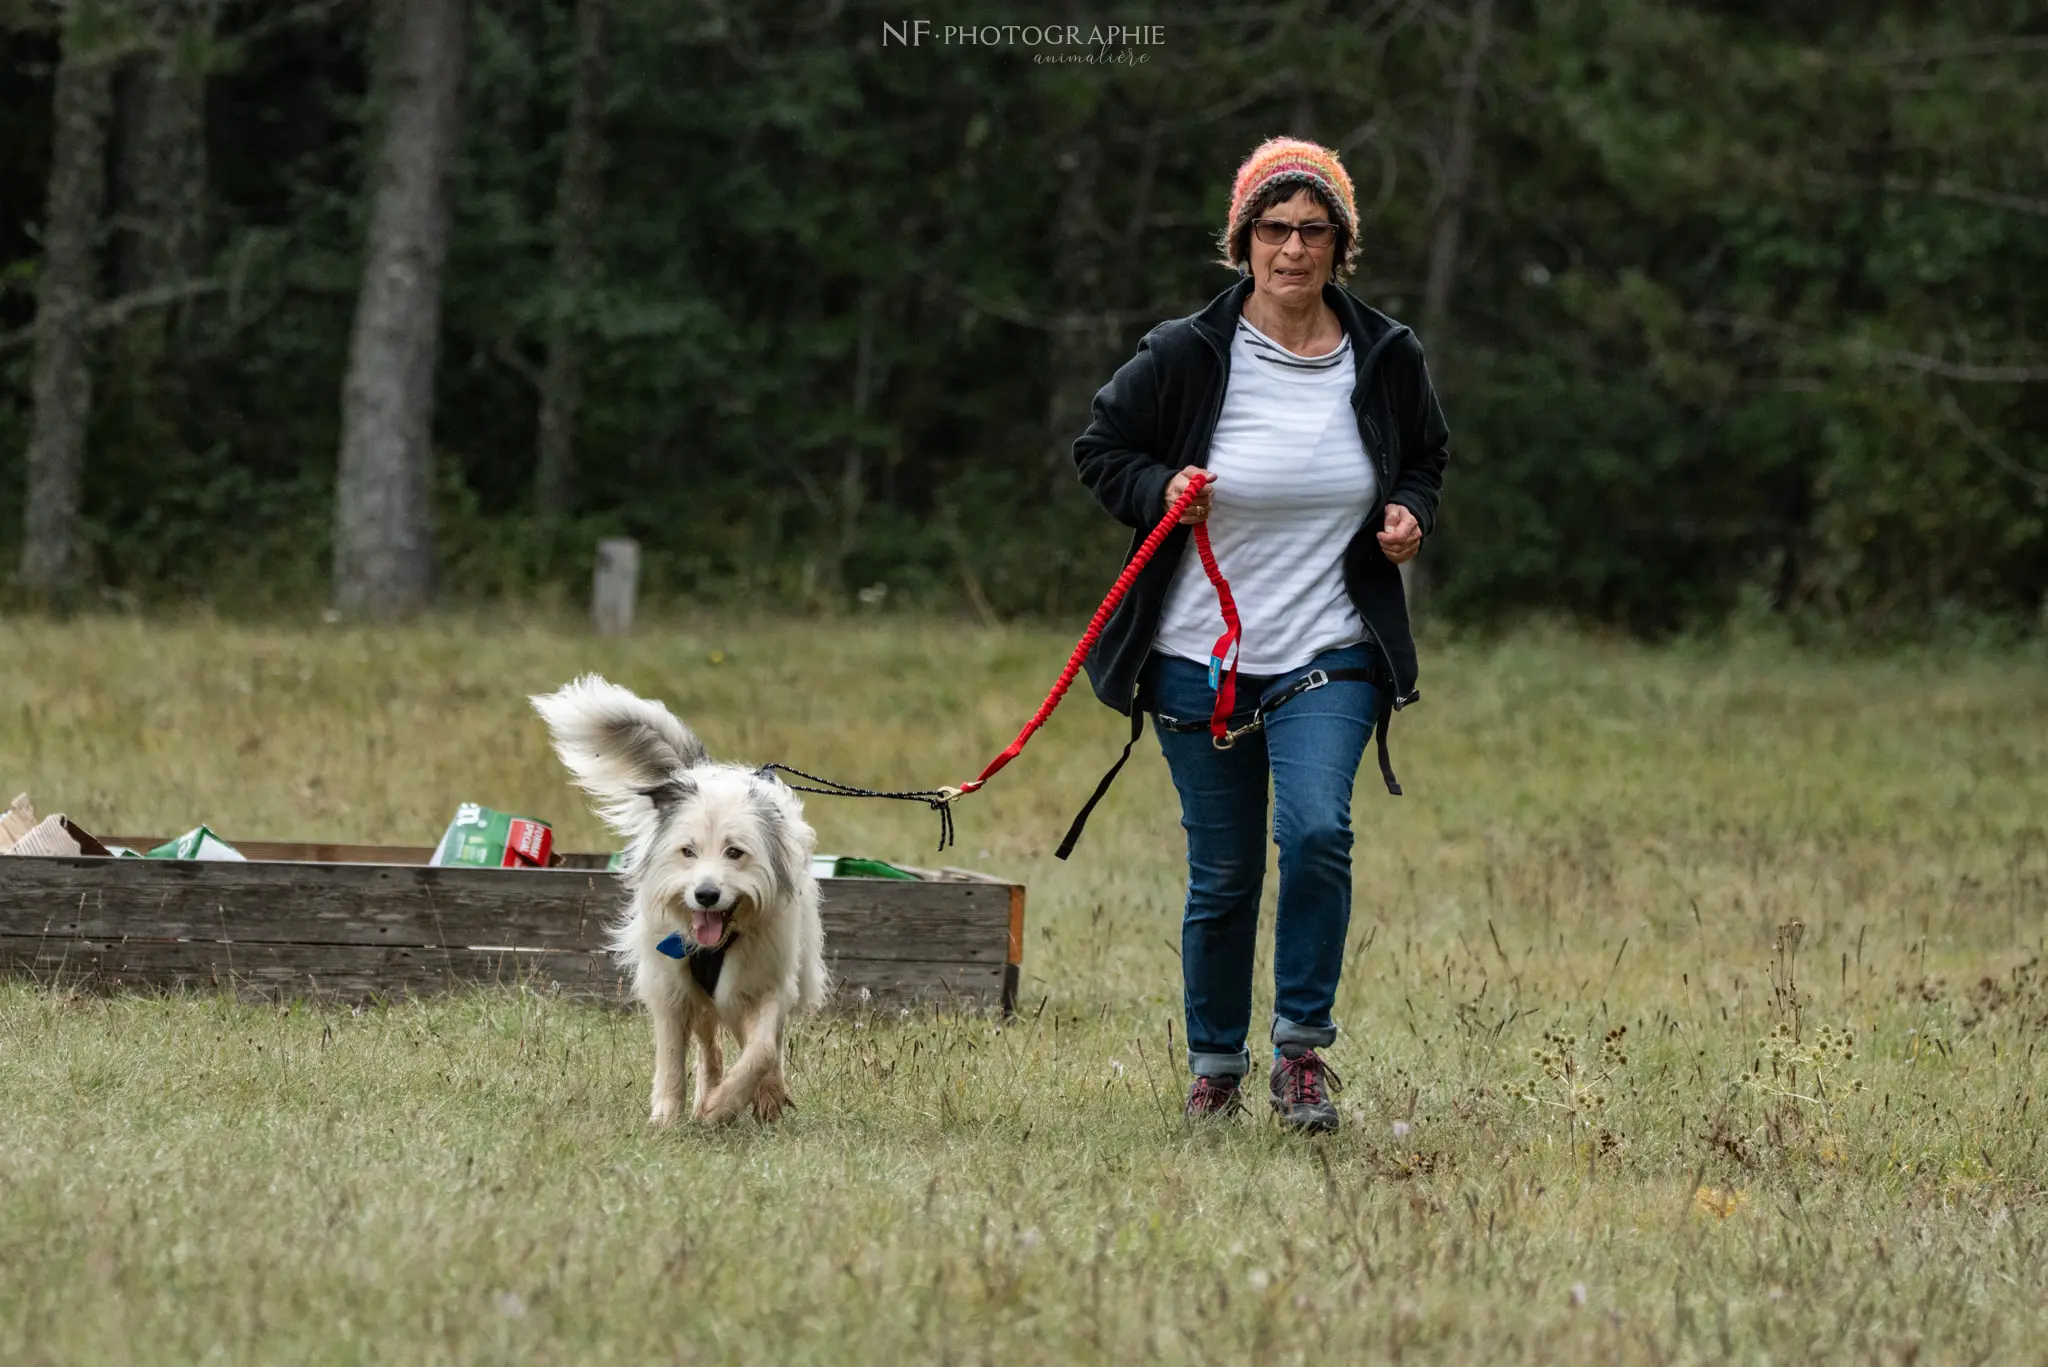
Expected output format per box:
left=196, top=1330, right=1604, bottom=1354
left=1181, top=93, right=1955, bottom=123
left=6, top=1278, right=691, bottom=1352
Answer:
left=688, top=1004, right=724, bottom=1120
left=697, top=995, right=789, bottom=1126
left=648, top=992, right=692, bottom=1125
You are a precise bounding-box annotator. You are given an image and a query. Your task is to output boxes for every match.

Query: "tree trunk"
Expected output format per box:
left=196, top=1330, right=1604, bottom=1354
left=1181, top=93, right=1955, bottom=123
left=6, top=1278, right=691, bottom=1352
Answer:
left=1289, top=89, right=1317, bottom=140
left=1411, top=0, right=1494, bottom=610
left=1042, top=139, right=1110, bottom=479
left=533, top=0, right=611, bottom=515
left=333, top=0, right=469, bottom=617
left=115, top=0, right=214, bottom=305
left=1422, top=0, right=1494, bottom=347
left=20, top=8, right=116, bottom=596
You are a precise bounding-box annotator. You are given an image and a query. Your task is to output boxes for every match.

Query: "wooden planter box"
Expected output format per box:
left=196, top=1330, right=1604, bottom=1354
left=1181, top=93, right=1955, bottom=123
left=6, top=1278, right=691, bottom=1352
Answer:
left=0, top=839, right=1023, bottom=1013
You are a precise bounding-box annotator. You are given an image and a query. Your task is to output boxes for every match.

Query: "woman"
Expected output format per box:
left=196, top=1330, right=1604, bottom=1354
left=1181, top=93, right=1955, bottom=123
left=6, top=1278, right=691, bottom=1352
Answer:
left=1071, top=137, right=1449, bottom=1133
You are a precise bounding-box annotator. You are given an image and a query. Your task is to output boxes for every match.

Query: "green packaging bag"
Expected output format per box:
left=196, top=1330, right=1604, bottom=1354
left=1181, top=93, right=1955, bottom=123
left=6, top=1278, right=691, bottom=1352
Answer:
left=429, top=803, right=554, bottom=869
left=810, top=854, right=921, bottom=881
left=145, top=826, right=245, bottom=861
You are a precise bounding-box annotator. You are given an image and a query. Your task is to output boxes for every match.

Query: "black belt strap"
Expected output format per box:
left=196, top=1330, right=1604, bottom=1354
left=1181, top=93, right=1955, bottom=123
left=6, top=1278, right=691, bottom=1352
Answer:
left=1152, top=666, right=1380, bottom=736
left=1058, top=666, right=1406, bottom=860
left=1054, top=705, right=1145, bottom=861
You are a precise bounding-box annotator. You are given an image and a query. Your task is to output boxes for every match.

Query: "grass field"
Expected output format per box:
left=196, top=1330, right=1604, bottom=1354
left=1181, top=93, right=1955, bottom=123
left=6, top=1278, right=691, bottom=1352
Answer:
left=1, top=612, right=2045, bottom=1364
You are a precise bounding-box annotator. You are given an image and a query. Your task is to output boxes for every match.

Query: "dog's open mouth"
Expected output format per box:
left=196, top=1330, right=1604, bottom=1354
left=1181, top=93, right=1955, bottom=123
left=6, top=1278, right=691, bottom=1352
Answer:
left=691, top=907, right=729, bottom=948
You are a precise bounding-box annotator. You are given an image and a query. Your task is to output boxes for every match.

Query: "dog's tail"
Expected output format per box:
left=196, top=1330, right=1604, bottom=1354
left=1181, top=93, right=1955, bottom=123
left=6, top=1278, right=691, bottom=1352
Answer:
left=531, top=675, right=709, bottom=837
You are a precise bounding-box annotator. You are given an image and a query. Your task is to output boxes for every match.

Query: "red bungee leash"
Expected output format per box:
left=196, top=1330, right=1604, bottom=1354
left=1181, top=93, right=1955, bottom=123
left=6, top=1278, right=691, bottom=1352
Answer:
left=946, top=471, right=1237, bottom=799
left=760, top=472, right=1240, bottom=849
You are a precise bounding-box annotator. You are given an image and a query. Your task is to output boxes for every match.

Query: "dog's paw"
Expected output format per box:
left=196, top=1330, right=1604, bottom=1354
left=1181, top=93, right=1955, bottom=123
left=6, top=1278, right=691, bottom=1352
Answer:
left=693, top=1082, right=743, bottom=1127
left=695, top=1099, right=742, bottom=1128
left=751, top=1075, right=790, bottom=1123
left=650, top=1095, right=684, bottom=1126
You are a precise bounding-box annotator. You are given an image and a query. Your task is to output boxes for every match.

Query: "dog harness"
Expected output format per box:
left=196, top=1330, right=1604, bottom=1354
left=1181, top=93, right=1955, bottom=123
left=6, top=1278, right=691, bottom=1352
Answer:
left=655, top=930, right=736, bottom=995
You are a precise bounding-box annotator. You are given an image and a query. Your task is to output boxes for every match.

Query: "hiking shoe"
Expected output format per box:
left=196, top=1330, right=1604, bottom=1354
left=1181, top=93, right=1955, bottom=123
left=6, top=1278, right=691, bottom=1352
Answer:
left=1186, top=1074, right=1245, bottom=1119
left=1269, top=1044, right=1343, bottom=1133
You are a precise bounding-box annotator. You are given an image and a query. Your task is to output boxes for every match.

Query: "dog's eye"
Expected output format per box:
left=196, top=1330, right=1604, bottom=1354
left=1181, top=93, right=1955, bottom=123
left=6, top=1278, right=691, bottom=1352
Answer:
left=679, top=844, right=697, bottom=859
left=724, top=845, right=746, bottom=862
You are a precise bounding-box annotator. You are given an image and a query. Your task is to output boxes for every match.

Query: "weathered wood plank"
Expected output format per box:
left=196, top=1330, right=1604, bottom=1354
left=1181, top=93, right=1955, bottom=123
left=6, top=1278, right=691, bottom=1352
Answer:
left=100, top=838, right=617, bottom=870
left=817, top=879, right=1014, bottom=964
left=101, top=838, right=442, bottom=864
left=0, top=857, right=616, bottom=948
left=0, top=936, right=1006, bottom=1008
left=0, top=859, right=1015, bottom=962
left=825, top=956, right=1009, bottom=1008
left=0, top=936, right=623, bottom=1002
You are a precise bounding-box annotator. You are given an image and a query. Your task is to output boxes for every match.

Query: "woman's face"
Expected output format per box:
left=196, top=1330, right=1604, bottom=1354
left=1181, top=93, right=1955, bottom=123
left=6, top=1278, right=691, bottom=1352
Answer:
left=1246, top=187, right=1336, bottom=306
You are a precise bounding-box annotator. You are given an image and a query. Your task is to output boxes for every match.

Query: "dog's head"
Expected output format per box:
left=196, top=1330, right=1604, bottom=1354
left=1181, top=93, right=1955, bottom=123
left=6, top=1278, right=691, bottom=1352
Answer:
left=632, top=768, right=814, bottom=949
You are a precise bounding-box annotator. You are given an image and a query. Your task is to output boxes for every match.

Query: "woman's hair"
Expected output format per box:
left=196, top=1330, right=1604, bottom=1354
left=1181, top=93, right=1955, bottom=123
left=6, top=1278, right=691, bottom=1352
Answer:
left=1216, top=178, right=1358, bottom=283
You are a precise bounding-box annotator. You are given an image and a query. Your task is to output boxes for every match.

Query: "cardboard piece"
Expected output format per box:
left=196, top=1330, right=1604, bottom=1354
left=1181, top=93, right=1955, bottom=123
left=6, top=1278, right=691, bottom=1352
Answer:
left=2, top=814, right=114, bottom=859
left=0, top=794, right=36, bottom=852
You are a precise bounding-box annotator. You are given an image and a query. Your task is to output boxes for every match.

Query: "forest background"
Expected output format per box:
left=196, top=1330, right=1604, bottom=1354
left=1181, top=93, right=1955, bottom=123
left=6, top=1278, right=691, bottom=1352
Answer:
left=1, top=0, right=2043, bottom=634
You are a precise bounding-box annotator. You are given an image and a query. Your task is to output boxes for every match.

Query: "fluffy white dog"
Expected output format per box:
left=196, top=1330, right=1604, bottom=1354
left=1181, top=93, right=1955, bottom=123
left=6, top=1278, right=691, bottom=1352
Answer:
left=532, top=675, right=827, bottom=1125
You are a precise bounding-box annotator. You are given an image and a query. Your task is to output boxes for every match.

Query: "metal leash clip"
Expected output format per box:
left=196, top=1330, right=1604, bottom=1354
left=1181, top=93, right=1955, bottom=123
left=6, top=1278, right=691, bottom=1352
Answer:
left=1212, top=717, right=1262, bottom=751
left=1210, top=669, right=1332, bottom=750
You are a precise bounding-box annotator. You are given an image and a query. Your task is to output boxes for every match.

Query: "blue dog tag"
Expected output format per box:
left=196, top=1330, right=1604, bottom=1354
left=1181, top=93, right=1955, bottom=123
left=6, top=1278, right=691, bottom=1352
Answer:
left=655, top=931, right=691, bottom=960
left=1208, top=655, right=1223, bottom=691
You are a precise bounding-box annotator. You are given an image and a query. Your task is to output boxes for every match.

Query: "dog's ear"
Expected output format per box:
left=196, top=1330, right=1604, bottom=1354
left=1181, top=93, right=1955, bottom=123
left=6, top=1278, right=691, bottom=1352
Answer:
left=747, top=782, right=815, bottom=905
left=638, top=774, right=697, bottom=816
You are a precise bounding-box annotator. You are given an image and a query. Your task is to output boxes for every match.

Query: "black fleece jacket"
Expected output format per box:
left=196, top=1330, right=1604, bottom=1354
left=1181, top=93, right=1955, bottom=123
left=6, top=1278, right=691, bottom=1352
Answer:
left=1071, top=275, right=1450, bottom=784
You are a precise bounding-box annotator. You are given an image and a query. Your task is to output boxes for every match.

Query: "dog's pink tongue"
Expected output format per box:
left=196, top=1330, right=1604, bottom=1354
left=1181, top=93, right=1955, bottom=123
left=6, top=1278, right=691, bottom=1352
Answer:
left=691, top=908, right=726, bottom=947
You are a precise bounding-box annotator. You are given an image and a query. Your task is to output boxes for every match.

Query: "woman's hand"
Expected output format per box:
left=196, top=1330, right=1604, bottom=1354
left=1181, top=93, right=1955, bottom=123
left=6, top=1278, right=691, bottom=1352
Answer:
left=1378, top=502, right=1422, bottom=564
left=1163, top=467, right=1215, bottom=524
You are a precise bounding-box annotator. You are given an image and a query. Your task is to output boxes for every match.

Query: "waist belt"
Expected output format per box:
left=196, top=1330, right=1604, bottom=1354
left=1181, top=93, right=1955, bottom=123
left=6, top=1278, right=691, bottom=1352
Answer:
left=1054, top=665, right=1409, bottom=861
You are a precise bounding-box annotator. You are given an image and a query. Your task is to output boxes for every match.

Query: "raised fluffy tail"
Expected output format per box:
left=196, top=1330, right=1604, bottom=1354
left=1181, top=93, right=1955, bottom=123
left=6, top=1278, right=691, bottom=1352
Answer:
left=531, top=675, right=709, bottom=840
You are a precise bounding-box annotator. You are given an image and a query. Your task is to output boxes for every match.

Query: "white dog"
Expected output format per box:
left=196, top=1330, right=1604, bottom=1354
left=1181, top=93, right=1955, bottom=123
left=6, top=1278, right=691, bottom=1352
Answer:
left=532, top=676, right=827, bottom=1125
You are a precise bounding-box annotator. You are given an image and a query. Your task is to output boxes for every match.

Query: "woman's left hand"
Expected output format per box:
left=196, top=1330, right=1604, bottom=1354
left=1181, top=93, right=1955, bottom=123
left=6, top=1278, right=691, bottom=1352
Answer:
left=1378, top=502, right=1422, bottom=564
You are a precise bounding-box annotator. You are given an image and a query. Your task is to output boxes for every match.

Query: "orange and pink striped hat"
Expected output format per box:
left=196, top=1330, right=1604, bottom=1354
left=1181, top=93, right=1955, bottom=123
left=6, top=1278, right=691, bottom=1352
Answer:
left=1222, top=137, right=1358, bottom=259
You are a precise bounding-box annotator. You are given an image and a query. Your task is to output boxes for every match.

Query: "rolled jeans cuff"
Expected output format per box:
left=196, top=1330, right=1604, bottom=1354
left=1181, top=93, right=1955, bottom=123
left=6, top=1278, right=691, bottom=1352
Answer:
left=1271, top=1015, right=1337, bottom=1050
left=1188, top=1047, right=1251, bottom=1079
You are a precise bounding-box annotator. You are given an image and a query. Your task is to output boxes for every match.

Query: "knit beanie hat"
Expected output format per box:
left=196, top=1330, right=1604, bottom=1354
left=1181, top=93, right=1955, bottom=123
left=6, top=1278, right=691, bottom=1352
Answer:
left=1218, top=137, right=1359, bottom=275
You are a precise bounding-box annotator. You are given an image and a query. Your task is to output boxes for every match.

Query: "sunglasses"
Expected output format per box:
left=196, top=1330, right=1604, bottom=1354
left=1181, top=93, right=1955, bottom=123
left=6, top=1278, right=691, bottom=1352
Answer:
left=1250, top=218, right=1339, bottom=248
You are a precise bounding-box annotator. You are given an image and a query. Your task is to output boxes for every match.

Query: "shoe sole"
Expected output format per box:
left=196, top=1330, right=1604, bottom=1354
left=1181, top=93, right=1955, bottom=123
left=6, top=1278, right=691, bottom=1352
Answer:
left=1270, top=1100, right=1339, bottom=1134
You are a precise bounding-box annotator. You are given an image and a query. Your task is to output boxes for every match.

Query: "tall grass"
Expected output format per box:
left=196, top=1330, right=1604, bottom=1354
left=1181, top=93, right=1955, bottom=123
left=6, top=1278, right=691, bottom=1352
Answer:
left=1, top=613, right=2044, bottom=1364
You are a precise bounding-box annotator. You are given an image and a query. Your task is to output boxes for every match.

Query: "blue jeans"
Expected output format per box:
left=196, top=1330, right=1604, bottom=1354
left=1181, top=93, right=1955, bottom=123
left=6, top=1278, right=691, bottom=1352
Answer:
left=1143, top=642, right=1381, bottom=1078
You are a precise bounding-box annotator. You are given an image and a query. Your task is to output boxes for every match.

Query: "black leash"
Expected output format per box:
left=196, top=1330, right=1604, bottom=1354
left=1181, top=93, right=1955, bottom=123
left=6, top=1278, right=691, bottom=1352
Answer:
left=755, top=763, right=961, bottom=851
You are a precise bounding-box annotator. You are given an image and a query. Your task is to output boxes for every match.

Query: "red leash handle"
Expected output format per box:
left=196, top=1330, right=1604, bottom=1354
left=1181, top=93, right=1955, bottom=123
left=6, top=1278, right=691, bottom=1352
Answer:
left=1191, top=519, right=1241, bottom=741
left=955, top=471, right=1232, bottom=795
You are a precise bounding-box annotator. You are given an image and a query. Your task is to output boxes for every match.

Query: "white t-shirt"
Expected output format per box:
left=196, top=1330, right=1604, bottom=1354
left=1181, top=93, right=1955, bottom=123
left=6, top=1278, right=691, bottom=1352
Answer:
left=1152, top=314, right=1377, bottom=676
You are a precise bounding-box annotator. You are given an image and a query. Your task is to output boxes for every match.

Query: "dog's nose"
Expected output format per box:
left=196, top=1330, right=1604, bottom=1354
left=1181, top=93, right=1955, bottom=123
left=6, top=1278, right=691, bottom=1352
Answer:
left=692, top=885, right=721, bottom=908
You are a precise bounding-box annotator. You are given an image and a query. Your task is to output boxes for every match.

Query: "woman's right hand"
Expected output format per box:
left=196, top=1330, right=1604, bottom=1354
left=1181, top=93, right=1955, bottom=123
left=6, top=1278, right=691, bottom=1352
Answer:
left=1163, top=467, right=1215, bottom=524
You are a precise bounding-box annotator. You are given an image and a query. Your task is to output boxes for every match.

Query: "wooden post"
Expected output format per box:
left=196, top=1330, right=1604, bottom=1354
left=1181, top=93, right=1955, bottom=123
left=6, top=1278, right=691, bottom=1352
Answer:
left=592, top=537, right=639, bottom=636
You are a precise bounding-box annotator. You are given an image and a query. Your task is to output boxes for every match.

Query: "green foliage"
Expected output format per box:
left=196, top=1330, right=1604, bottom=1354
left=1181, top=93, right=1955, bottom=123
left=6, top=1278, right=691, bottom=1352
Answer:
left=0, top=0, right=2043, bottom=626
